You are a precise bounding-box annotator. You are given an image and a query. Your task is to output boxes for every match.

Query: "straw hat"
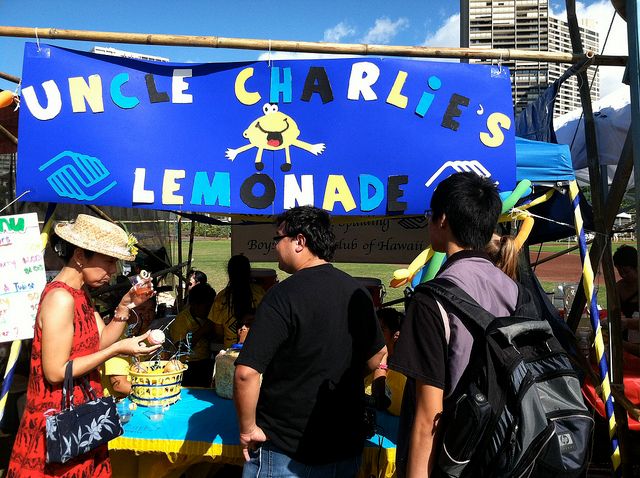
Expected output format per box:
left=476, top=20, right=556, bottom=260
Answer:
left=54, top=214, right=138, bottom=261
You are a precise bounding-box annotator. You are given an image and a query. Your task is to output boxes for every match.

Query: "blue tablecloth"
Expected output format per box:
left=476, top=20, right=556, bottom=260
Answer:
left=109, top=388, right=399, bottom=478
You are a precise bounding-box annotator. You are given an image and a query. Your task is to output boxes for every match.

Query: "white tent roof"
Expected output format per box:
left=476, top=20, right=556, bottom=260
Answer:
left=554, top=85, right=631, bottom=187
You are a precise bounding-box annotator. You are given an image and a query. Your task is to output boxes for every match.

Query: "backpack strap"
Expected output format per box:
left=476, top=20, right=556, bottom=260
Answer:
left=434, top=299, right=451, bottom=344
left=421, top=278, right=497, bottom=333
left=422, top=278, right=526, bottom=334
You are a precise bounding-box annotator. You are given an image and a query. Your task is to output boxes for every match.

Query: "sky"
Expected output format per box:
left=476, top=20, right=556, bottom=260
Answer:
left=0, top=0, right=629, bottom=98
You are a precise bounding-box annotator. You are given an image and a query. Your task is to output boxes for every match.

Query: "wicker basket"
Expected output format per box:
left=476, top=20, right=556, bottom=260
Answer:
left=129, top=360, right=187, bottom=407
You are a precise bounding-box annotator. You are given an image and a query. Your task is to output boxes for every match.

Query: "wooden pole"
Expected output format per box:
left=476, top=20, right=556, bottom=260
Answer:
left=568, top=131, right=634, bottom=331
left=176, top=215, right=184, bottom=310
left=0, top=25, right=627, bottom=66
left=531, top=241, right=587, bottom=267
left=566, top=2, right=626, bottom=473
left=0, top=123, right=17, bottom=145
left=0, top=71, right=20, bottom=84
left=187, top=219, right=196, bottom=280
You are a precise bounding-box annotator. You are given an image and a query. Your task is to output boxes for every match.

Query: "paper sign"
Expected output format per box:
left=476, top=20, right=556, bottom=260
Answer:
left=18, top=43, right=516, bottom=216
left=0, top=213, right=47, bottom=342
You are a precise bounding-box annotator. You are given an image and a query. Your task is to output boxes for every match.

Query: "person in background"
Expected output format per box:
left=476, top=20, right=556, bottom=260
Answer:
left=8, top=214, right=161, bottom=478
left=234, top=205, right=386, bottom=478
left=613, top=245, right=639, bottom=318
left=611, top=245, right=640, bottom=355
left=183, top=269, right=209, bottom=307
left=366, top=307, right=406, bottom=416
left=169, top=283, right=217, bottom=387
left=127, top=293, right=157, bottom=336
left=236, top=309, right=256, bottom=345
left=485, top=233, right=519, bottom=281
left=486, top=213, right=533, bottom=282
left=188, top=269, right=208, bottom=291
left=100, top=348, right=133, bottom=398
left=390, top=172, right=518, bottom=478
left=209, top=255, right=265, bottom=349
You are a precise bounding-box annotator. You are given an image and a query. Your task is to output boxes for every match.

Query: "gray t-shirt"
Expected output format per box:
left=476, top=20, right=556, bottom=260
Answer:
left=390, top=250, right=518, bottom=477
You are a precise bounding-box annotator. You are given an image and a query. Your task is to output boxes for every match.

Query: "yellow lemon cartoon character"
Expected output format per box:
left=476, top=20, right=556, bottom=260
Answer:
left=225, top=103, right=326, bottom=172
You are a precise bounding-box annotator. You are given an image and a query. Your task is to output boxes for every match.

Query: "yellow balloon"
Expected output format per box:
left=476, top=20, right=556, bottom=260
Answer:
left=0, top=90, right=15, bottom=109
left=389, top=247, right=433, bottom=288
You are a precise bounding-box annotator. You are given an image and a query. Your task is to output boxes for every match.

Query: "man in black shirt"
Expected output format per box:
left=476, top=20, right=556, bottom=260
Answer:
left=234, top=206, right=386, bottom=478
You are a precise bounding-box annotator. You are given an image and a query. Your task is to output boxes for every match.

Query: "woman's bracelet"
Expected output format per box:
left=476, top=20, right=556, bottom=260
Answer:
left=112, top=314, right=130, bottom=323
left=377, top=363, right=388, bottom=371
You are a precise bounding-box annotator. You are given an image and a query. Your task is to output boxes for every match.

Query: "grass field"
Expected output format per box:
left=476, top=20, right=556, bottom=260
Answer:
left=181, top=239, right=612, bottom=309
left=181, top=238, right=407, bottom=305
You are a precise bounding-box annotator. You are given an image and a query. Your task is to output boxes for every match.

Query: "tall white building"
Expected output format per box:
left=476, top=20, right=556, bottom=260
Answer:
left=465, top=0, right=599, bottom=116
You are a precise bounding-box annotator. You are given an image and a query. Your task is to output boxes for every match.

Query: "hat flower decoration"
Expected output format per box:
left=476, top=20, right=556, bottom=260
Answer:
left=127, top=234, right=139, bottom=257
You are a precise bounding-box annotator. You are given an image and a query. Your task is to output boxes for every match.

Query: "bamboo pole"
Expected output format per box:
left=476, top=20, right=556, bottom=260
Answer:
left=0, top=71, right=20, bottom=84
left=0, top=25, right=627, bottom=66
left=0, top=123, right=17, bottom=145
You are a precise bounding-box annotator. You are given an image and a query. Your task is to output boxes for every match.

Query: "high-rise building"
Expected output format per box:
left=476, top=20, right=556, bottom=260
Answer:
left=465, top=0, right=599, bottom=116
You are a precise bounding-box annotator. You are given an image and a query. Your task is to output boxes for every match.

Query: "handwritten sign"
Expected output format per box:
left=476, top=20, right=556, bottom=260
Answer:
left=232, top=216, right=429, bottom=263
left=0, top=213, right=46, bottom=342
left=17, top=43, right=516, bottom=216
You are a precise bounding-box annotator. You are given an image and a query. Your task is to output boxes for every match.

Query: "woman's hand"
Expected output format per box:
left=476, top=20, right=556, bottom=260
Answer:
left=117, top=278, right=156, bottom=310
left=117, top=330, right=162, bottom=357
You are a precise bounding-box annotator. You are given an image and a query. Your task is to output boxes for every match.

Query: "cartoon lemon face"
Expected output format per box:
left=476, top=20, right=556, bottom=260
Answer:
left=226, top=103, right=326, bottom=172
left=243, top=103, right=301, bottom=151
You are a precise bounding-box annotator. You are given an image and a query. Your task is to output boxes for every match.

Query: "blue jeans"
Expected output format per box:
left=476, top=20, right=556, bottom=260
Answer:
left=242, top=442, right=361, bottom=478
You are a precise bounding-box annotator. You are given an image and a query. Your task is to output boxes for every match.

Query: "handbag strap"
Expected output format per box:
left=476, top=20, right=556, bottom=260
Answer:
left=60, top=360, right=99, bottom=410
left=80, top=377, right=99, bottom=402
left=61, top=360, right=74, bottom=410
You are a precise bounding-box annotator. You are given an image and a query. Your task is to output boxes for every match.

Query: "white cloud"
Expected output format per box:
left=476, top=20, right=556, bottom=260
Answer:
left=360, top=17, right=409, bottom=44
left=423, top=13, right=460, bottom=48
left=550, top=0, right=627, bottom=97
left=323, top=22, right=356, bottom=43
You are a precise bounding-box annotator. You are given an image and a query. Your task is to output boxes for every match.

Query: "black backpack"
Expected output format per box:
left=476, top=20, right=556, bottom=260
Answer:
left=417, top=278, right=593, bottom=478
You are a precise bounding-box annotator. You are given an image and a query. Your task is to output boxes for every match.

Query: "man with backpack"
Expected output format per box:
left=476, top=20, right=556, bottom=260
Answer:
left=390, top=172, right=591, bottom=477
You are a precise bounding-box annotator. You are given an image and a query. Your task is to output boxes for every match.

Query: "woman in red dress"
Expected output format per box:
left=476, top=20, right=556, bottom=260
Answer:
left=8, top=214, right=162, bottom=477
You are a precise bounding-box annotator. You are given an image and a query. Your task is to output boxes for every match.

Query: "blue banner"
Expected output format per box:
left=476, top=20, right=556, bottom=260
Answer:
left=17, top=43, right=516, bottom=216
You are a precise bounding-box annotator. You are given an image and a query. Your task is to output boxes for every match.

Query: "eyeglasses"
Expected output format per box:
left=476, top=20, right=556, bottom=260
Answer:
left=273, top=234, right=291, bottom=245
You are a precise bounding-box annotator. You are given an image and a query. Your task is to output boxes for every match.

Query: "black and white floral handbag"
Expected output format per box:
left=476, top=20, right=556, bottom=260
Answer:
left=45, top=360, right=123, bottom=464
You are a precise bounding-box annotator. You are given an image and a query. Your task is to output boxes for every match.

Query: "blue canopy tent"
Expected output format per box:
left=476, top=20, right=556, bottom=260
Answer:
left=515, top=137, right=594, bottom=244
left=516, top=137, right=574, bottom=183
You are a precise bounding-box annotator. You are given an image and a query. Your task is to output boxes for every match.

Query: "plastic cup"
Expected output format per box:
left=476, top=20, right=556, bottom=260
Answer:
left=129, top=271, right=152, bottom=296
left=116, top=398, right=133, bottom=424
left=146, top=404, right=164, bottom=421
